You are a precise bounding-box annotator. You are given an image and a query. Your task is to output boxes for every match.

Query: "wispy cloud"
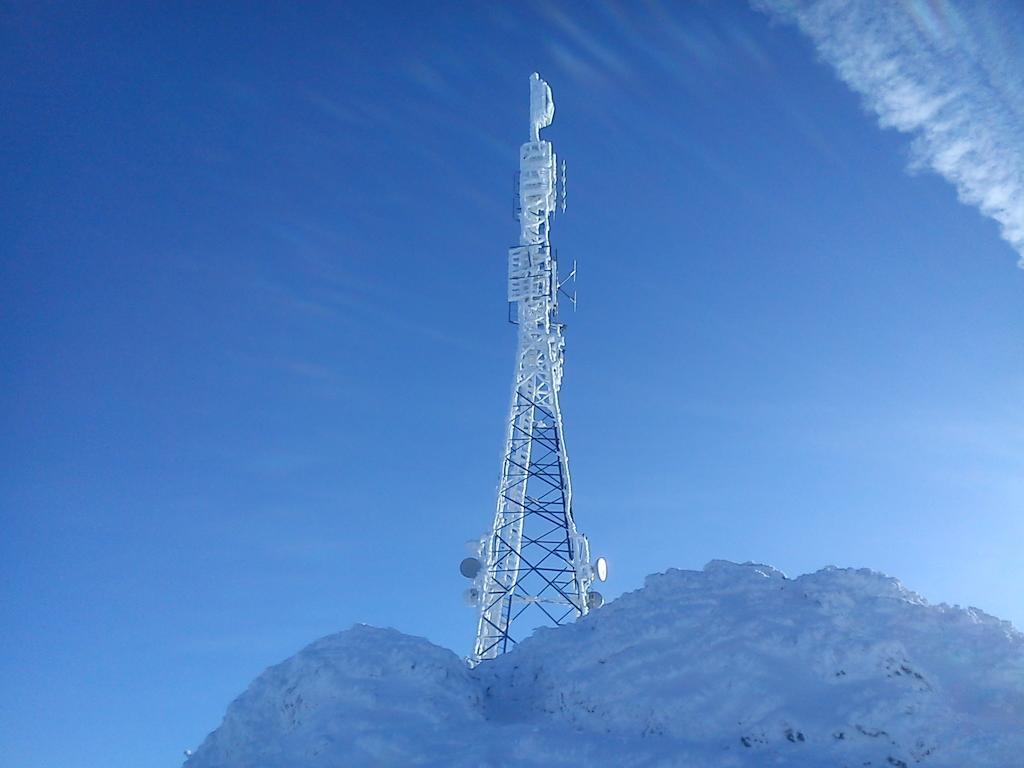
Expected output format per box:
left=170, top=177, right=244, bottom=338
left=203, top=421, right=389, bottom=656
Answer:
left=753, top=0, right=1024, bottom=267
left=537, top=2, right=629, bottom=80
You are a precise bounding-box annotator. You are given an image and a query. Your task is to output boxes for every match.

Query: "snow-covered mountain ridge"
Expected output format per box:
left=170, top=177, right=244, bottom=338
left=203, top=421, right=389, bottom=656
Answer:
left=186, top=561, right=1024, bottom=767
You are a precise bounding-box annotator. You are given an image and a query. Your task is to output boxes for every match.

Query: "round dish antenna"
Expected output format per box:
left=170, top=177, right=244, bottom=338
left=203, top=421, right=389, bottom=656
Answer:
left=460, top=557, right=482, bottom=579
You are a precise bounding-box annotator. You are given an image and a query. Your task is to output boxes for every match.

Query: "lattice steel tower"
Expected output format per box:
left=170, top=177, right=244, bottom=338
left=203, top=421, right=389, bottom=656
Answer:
left=460, top=73, right=606, bottom=664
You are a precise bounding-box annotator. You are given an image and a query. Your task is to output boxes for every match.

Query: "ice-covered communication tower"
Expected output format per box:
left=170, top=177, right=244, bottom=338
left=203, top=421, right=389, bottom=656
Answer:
left=460, top=74, right=607, bottom=664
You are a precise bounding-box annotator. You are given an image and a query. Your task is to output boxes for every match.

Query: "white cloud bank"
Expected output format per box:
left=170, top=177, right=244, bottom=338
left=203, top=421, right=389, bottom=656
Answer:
left=754, top=0, right=1024, bottom=267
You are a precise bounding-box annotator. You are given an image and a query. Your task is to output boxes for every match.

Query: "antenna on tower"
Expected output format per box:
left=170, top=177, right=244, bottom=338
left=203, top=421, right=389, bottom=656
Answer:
left=512, top=172, right=521, bottom=222
left=560, top=158, right=567, bottom=213
left=460, top=73, right=605, bottom=664
left=558, top=258, right=577, bottom=310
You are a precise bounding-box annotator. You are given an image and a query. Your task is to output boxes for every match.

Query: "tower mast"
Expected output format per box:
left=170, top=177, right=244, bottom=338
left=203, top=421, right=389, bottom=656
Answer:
left=461, top=73, right=605, bottom=664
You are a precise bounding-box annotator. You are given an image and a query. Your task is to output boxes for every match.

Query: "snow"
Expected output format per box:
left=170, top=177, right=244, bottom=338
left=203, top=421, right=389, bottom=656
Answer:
left=185, top=561, right=1024, bottom=767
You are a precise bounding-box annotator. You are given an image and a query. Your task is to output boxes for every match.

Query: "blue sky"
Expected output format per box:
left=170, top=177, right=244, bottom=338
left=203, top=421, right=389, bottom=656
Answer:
left=1, top=2, right=1021, bottom=766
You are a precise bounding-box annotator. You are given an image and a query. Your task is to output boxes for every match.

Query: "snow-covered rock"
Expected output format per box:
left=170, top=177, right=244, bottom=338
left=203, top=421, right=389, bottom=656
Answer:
left=186, top=561, right=1024, bottom=767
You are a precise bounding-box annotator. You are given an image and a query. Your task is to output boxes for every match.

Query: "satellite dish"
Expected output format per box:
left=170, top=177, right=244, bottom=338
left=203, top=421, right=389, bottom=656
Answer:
left=595, top=556, right=608, bottom=582
left=586, top=590, right=604, bottom=609
left=460, top=557, right=482, bottom=578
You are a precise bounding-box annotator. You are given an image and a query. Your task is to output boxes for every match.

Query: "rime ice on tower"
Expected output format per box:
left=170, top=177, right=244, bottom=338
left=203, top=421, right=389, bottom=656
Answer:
left=460, top=73, right=607, bottom=664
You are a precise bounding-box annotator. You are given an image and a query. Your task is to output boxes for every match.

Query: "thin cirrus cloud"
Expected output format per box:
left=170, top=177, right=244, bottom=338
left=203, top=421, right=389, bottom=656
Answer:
left=753, top=0, right=1024, bottom=268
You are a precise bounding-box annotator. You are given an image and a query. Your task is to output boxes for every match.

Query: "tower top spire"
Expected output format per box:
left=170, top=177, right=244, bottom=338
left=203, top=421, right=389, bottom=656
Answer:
left=529, top=72, right=555, bottom=141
